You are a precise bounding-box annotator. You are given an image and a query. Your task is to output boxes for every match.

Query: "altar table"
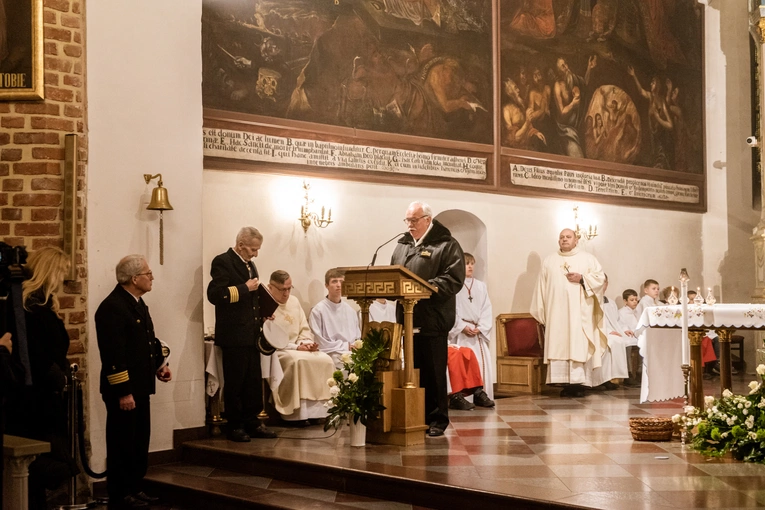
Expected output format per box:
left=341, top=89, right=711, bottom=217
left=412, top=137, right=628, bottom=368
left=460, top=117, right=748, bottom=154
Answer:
left=636, top=304, right=765, bottom=406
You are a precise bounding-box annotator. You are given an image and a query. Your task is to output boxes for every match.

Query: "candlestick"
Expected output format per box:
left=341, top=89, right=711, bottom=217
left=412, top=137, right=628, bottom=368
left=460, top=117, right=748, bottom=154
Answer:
left=680, top=269, right=690, bottom=366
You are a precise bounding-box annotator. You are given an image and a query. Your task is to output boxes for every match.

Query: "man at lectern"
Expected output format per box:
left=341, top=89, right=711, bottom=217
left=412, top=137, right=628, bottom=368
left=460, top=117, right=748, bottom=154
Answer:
left=391, top=201, right=465, bottom=437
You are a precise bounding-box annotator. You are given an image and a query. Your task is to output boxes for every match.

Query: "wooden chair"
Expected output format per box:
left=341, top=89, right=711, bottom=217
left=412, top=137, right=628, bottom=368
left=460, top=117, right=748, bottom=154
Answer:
left=731, top=335, right=745, bottom=371
left=495, top=313, right=546, bottom=395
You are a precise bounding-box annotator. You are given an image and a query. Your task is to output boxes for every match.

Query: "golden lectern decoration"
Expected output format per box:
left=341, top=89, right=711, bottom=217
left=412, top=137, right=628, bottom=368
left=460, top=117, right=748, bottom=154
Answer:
left=337, top=265, right=435, bottom=446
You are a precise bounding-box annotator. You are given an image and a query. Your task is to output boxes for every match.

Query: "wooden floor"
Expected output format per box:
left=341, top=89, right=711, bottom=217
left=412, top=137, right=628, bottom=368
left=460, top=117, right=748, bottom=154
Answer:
left=140, top=372, right=765, bottom=510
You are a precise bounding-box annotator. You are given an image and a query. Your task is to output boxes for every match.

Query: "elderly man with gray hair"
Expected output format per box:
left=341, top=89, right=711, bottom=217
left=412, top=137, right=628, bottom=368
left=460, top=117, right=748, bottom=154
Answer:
left=96, top=254, right=171, bottom=508
left=207, top=227, right=277, bottom=442
left=391, top=201, right=465, bottom=437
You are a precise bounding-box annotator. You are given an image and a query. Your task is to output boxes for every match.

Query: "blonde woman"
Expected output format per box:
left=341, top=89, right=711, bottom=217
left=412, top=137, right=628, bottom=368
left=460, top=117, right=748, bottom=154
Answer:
left=10, top=247, right=77, bottom=509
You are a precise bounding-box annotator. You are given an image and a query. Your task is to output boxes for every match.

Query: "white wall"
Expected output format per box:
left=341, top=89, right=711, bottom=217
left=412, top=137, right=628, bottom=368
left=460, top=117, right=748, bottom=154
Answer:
left=86, top=2, right=204, bottom=469
left=84, top=0, right=759, bottom=473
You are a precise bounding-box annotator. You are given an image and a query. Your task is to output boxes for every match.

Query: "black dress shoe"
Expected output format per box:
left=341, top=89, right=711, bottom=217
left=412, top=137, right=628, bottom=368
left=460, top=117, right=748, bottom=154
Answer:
left=133, top=491, right=159, bottom=503
left=112, top=495, right=149, bottom=508
left=600, top=381, right=619, bottom=391
left=248, top=426, right=277, bottom=439
left=226, top=428, right=251, bottom=442
left=473, top=389, right=495, bottom=407
left=449, top=393, right=475, bottom=410
left=427, top=426, right=444, bottom=437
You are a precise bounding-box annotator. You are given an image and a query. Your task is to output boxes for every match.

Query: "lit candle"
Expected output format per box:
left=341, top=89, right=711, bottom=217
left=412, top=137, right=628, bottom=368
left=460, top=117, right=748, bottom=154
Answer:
left=328, top=208, right=332, bottom=221
left=321, top=206, right=325, bottom=219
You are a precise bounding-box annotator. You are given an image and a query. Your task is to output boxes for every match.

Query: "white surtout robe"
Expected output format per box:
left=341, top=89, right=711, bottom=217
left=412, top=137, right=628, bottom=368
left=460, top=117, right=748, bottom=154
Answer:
left=447, top=278, right=494, bottom=399
left=531, top=246, right=608, bottom=386
left=261, top=295, right=334, bottom=420
left=309, top=297, right=361, bottom=369
left=368, top=299, right=397, bottom=323
left=587, top=299, right=629, bottom=386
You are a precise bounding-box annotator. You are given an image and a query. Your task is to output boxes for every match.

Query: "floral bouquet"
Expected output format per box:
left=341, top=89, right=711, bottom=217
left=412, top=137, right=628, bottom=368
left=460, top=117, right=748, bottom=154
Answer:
left=674, top=364, right=765, bottom=463
left=323, top=328, right=388, bottom=431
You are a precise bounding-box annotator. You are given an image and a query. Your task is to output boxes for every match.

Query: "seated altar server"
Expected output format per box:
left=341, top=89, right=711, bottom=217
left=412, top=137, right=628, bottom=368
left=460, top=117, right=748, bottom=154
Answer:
left=618, top=288, right=639, bottom=340
left=587, top=275, right=629, bottom=389
left=447, top=252, right=494, bottom=407
left=368, top=298, right=397, bottom=323
left=263, top=270, right=335, bottom=421
left=309, top=268, right=361, bottom=369
left=635, top=279, right=660, bottom=319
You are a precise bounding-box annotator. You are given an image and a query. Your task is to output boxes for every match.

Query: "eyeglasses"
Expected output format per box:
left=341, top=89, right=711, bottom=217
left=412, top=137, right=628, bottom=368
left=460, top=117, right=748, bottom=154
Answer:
left=403, top=215, right=429, bottom=225
left=136, top=271, right=153, bottom=278
left=272, top=285, right=292, bottom=293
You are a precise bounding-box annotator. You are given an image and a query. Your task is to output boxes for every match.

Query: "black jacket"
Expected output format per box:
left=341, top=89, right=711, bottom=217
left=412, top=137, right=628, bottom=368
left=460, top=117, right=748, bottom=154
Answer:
left=95, top=285, right=166, bottom=400
left=206, top=248, right=261, bottom=348
left=391, top=220, right=465, bottom=335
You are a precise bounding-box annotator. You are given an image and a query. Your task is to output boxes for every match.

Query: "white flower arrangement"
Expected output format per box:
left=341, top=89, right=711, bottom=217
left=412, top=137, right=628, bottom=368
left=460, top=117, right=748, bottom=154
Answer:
left=677, top=364, right=765, bottom=464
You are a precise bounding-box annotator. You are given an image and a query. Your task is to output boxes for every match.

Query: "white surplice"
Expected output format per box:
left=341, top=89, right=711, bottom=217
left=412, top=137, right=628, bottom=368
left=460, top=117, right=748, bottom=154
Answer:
left=531, top=246, right=608, bottom=385
left=587, top=298, right=629, bottom=386
left=309, top=297, right=361, bottom=369
left=368, top=299, right=397, bottom=323
left=635, top=295, right=659, bottom=322
left=261, top=295, right=334, bottom=420
left=618, top=305, right=639, bottom=346
left=447, top=277, right=494, bottom=399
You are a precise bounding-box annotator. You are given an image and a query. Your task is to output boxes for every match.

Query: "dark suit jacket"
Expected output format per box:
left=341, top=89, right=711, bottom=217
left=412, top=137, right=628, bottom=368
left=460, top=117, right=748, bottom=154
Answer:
left=95, top=285, right=165, bottom=400
left=207, top=248, right=261, bottom=348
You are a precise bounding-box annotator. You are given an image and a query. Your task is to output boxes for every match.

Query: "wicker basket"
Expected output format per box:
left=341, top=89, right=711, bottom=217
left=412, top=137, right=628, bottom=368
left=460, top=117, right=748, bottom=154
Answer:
left=629, top=417, right=674, bottom=441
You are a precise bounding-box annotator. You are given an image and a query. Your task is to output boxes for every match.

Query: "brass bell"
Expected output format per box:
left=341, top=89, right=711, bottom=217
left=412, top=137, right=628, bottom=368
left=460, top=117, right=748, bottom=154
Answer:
left=144, top=174, right=173, bottom=211
left=143, top=173, right=173, bottom=265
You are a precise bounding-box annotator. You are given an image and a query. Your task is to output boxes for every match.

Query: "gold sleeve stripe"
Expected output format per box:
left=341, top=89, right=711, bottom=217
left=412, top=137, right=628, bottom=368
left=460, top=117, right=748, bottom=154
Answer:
left=229, top=286, right=239, bottom=303
left=107, top=371, right=129, bottom=385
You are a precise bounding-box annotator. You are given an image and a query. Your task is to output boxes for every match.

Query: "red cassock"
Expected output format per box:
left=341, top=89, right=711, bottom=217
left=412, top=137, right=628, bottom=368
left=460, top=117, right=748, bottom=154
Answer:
left=447, top=346, right=484, bottom=394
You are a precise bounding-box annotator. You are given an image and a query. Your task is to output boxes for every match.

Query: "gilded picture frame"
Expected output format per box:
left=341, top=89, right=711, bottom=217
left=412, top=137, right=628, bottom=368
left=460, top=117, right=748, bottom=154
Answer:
left=0, top=0, right=44, bottom=101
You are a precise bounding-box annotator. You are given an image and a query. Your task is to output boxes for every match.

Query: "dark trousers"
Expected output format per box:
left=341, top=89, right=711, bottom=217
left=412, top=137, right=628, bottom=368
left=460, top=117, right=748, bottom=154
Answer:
left=105, top=396, right=150, bottom=500
left=413, top=333, right=449, bottom=430
left=221, top=346, right=263, bottom=430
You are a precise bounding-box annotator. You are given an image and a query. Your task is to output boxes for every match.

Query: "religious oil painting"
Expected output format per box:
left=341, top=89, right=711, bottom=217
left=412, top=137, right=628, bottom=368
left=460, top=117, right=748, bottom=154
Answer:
left=202, top=0, right=493, bottom=145
left=500, top=0, right=704, bottom=175
left=0, top=0, right=43, bottom=100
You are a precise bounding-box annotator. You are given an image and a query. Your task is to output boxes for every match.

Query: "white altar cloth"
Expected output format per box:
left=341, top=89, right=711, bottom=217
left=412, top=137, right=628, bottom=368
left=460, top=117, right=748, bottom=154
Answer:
left=635, top=304, right=765, bottom=403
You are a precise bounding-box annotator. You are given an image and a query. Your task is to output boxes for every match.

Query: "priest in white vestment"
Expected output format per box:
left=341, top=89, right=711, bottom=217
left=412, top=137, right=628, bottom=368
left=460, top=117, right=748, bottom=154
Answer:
left=309, top=268, right=361, bottom=369
left=587, top=275, right=630, bottom=388
left=531, top=229, right=608, bottom=397
left=264, top=270, right=335, bottom=421
left=447, top=252, right=494, bottom=407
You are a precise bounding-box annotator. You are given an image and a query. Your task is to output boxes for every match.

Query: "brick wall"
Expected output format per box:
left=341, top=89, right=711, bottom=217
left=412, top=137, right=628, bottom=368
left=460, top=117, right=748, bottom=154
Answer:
left=0, top=0, right=87, bottom=367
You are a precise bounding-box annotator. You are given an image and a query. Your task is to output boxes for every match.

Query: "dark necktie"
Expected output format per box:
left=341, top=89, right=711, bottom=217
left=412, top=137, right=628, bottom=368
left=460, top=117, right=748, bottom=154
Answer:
left=247, top=261, right=254, bottom=279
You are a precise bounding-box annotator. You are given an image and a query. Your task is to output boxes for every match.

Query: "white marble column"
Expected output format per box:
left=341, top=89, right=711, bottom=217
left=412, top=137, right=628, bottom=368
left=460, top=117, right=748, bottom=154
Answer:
left=2, top=435, right=50, bottom=510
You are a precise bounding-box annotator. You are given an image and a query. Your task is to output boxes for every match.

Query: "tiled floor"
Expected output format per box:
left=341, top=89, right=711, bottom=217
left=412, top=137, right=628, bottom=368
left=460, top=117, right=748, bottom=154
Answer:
left=148, top=372, right=765, bottom=510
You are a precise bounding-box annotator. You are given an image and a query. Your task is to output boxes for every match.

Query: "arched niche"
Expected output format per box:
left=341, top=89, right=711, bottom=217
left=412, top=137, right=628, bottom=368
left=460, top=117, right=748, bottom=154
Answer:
left=434, top=209, right=488, bottom=280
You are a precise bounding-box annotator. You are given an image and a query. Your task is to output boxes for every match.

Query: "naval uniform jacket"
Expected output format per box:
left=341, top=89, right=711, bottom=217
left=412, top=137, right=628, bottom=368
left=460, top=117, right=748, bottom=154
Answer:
left=391, top=220, right=465, bottom=336
left=207, top=248, right=261, bottom=348
left=96, top=285, right=165, bottom=400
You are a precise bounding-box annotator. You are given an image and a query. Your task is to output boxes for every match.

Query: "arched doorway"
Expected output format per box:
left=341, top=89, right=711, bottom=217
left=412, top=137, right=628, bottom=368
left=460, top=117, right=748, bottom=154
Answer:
left=434, top=209, right=488, bottom=279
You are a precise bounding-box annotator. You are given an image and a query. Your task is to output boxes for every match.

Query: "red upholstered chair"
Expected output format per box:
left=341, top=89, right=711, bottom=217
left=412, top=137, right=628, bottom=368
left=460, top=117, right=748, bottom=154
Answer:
left=495, top=313, right=546, bottom=395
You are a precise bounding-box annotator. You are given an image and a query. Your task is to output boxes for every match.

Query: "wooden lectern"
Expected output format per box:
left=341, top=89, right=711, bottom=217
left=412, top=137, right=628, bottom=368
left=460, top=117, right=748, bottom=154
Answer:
left=338, top=265, right=436, bottom=446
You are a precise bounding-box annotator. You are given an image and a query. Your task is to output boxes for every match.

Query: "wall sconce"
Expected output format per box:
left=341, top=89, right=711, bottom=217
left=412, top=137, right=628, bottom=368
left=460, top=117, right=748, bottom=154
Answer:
left=573, top=206, right=597, bottom=240
left=298, top=180, right=332, bottom=234
left=144, top=173, right=173, bottom=265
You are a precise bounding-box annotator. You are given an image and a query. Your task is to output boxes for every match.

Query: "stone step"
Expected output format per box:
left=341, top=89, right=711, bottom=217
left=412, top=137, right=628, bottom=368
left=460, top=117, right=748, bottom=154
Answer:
left=168, top=439, right=571, bottom=510
left=144, top=462, right=365, bottom=509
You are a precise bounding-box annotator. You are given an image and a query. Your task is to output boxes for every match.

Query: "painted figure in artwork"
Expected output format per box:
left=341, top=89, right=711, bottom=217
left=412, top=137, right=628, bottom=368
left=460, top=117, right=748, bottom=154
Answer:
left=553, top=55, right=597, bottom=158
left=627, top=65, right=673, bottom=169
left=502, top=78, right=546, bottom=149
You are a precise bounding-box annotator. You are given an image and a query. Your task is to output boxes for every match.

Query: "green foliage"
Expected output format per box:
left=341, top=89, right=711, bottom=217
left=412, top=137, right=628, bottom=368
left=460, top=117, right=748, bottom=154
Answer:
left=675, top=365, right=765, bottom=463
left=323, top=328, right=388, bottom=431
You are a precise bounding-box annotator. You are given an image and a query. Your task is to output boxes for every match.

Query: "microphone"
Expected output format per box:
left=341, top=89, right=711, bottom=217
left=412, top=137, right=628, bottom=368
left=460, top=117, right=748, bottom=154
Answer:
left=370, top=232, right=407, bottom=266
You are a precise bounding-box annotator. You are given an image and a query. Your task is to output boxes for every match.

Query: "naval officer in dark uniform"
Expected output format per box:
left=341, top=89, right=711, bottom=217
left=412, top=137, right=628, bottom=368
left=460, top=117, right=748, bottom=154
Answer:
left=96, top=254, right=171, bottom=509
left=207, top=226, right=276, bottom=442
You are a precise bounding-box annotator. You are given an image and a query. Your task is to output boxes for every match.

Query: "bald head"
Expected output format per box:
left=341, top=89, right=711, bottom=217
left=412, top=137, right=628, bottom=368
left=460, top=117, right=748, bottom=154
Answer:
left=558, top=228, right=578, bottom=252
